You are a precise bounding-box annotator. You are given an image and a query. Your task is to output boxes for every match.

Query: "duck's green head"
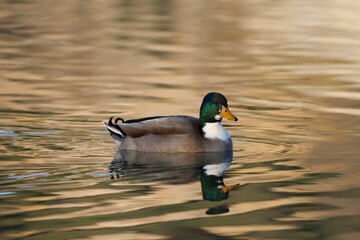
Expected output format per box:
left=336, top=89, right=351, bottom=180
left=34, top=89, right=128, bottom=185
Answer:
left=199, top=92, right=238, bottom=125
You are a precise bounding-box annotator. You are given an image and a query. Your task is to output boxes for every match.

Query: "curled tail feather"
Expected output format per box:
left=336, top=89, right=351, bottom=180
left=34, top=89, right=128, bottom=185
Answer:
left=103, top=117, right=127, bottom=145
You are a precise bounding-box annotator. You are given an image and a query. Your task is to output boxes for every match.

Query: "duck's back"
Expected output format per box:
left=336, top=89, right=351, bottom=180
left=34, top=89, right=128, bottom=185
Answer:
left=118, top=116, right=195, bottom=152
left=119, top=116, right=198, bottom=137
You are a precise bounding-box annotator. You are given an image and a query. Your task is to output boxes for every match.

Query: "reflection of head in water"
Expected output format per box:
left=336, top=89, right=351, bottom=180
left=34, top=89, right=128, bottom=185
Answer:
left=201, top=161, right=239, bottom=201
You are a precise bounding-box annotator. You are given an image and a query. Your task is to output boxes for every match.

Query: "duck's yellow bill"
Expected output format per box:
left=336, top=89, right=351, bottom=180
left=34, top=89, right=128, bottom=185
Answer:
left=220, top=105, right=238, bottom=121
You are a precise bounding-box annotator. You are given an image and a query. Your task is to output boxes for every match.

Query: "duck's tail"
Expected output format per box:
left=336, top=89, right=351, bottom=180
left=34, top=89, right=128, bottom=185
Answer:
left=103, top=117, right=127, bottom=146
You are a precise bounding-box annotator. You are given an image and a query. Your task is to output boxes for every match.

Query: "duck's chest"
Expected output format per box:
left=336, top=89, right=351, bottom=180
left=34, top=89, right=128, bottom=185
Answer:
left=202, top=122, right=231, bottom=142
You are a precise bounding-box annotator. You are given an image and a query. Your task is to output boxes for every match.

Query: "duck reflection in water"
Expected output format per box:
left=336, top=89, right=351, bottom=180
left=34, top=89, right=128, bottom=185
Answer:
left=109, top=150, right=239, bottom=215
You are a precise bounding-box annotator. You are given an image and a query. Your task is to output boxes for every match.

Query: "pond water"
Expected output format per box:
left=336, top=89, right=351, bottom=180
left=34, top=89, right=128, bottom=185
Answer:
left=1, top=1, right=360, bottom=239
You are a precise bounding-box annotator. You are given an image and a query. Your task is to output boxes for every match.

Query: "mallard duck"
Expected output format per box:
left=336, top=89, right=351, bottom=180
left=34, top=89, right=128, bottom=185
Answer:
left=104, top=92, right=238, bottom=152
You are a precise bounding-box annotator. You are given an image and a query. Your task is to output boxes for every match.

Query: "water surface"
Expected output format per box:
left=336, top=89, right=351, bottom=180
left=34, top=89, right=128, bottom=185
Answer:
left=1, top=1, right=360, bottom=239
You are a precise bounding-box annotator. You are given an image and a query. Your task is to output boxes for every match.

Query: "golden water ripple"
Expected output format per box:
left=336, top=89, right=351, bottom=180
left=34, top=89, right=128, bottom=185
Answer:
left=1, top=0, right=359, bottom=239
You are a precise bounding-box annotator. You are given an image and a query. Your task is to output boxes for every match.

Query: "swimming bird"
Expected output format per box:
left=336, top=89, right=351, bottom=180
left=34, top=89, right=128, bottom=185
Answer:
left=104, top=92, right=238, bottom=152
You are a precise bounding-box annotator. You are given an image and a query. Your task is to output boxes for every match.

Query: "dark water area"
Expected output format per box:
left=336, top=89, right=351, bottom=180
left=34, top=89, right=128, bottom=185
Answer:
left=1, top=1, right=360, bottom=239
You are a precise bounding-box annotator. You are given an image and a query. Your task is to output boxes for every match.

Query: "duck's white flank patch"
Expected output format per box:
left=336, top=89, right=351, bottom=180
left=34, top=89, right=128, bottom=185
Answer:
left=203, top=122, right=231, bottom=142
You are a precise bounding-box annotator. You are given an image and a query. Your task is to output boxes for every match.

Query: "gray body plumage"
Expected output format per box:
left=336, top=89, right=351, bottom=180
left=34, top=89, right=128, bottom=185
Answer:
left=104, top=116, right=232, bottom=153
